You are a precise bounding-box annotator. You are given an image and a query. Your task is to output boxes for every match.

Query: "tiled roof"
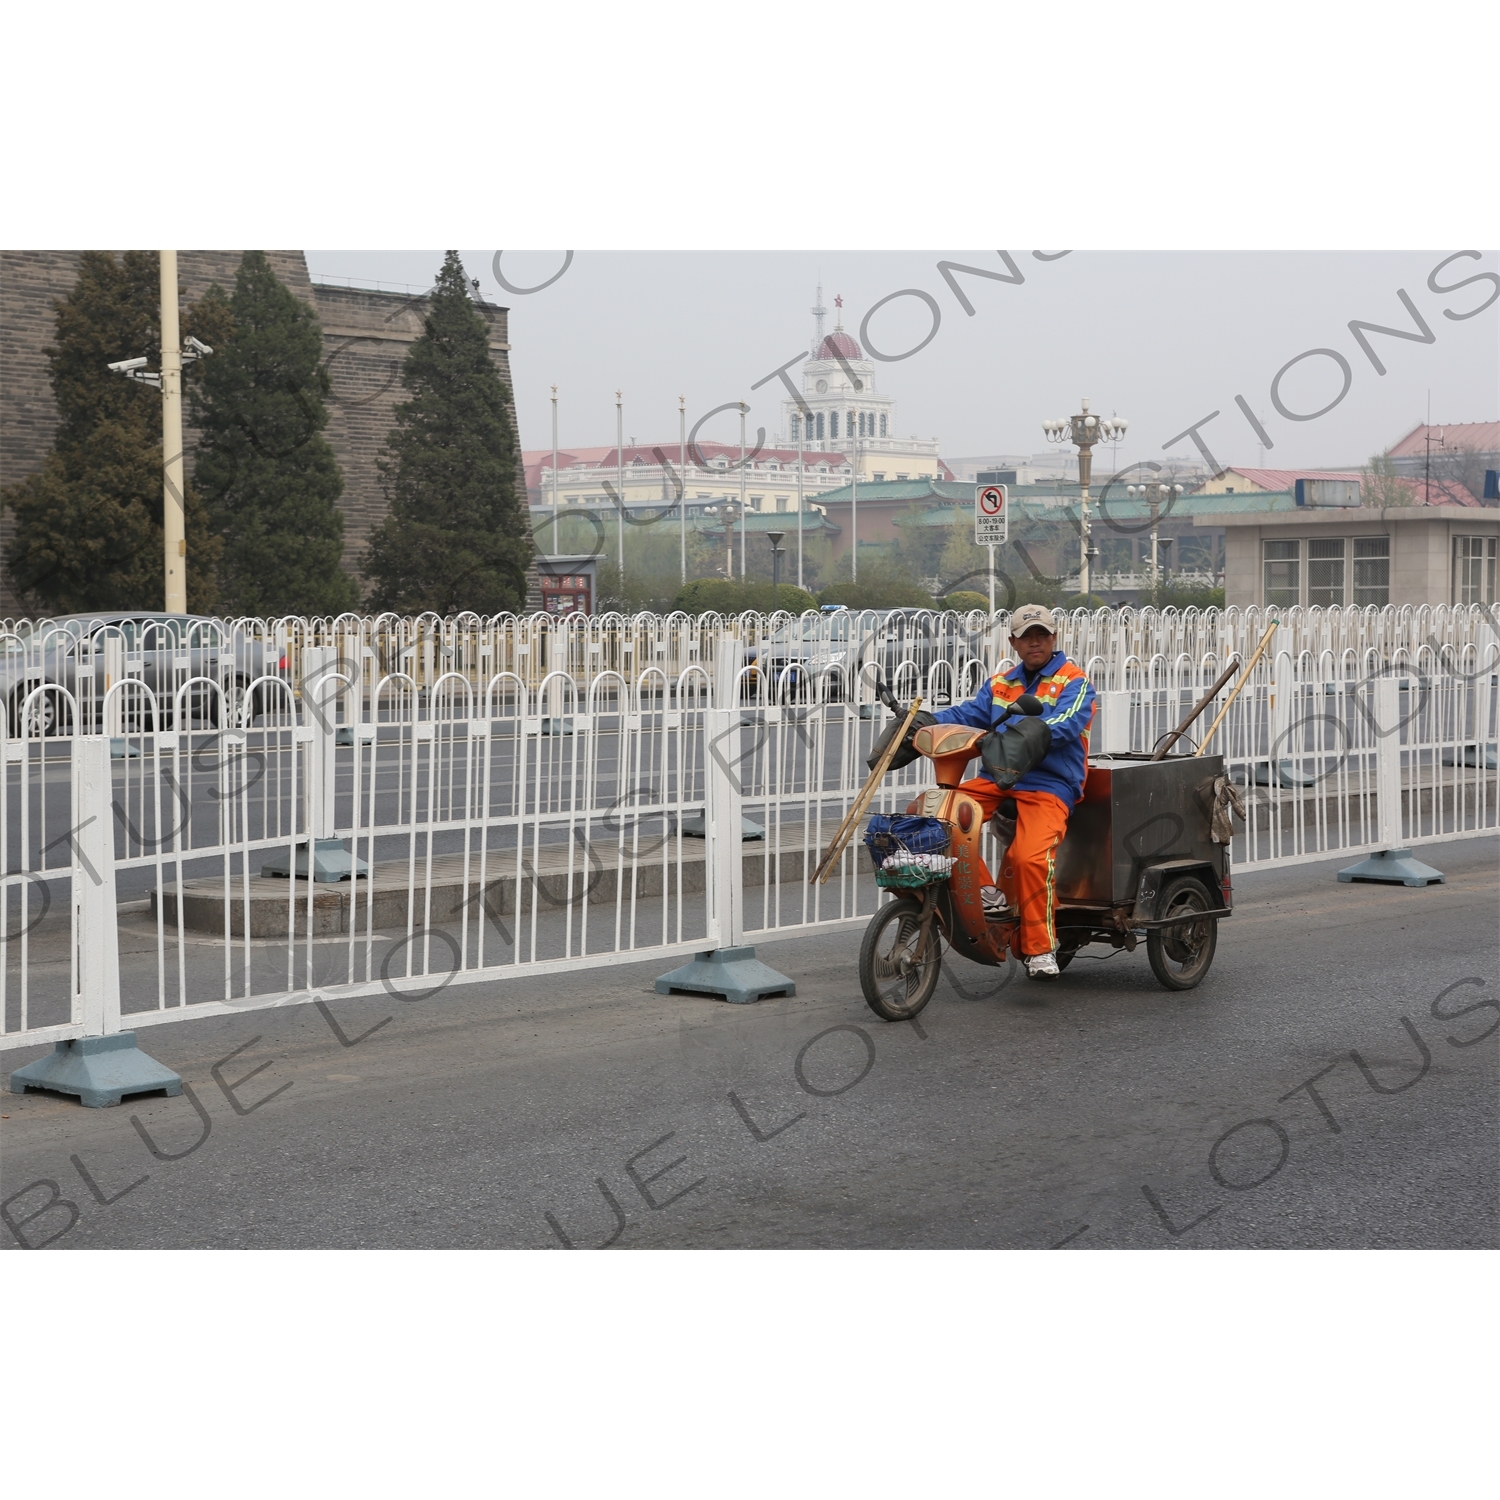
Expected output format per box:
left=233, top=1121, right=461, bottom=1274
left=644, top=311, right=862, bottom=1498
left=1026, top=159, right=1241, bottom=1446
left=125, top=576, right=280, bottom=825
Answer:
left=1386, top=421, right=1500, bottom=458
left=1198, top=467, right=1362, bottom=491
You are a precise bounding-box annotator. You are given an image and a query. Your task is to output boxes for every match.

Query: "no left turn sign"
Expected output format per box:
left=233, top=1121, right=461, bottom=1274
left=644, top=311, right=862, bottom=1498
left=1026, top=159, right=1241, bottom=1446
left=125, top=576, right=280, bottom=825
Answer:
left=974, top=483, right=1008, bottom=545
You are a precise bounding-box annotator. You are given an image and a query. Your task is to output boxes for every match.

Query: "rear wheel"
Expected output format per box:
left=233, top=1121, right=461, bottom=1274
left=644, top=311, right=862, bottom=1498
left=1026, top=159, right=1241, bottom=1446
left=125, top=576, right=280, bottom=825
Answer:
left=1146, top=876, right=1218, bottom=990
left=860, top=895, right=943, bottom=1021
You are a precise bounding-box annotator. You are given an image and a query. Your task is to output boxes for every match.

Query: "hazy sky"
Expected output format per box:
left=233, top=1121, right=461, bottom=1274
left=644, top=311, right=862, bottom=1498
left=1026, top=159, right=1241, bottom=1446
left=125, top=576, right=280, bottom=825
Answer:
left=305, top=250, right=1499, bottom=473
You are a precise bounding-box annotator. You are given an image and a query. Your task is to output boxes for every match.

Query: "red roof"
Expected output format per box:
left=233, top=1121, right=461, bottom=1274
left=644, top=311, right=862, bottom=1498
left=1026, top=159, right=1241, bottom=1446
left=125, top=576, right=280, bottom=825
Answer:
left=1389, top=474, right=1480, bottom=507
left=1204, top=466, right=1363, bottom=491
left=1387, top=421, right=1500, bottom=458
left=814, top=330, right=863, bottom=362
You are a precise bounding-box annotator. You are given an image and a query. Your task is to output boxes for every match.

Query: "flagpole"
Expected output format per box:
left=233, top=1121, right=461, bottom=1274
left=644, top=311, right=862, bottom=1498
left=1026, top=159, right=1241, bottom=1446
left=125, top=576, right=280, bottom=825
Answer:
left=616, top=390, right=624, bottom=598
left=679, top=395, right=687, bottom=586
left=850, top=418, right=859, bottom=584
left=796, top=404, right=804, bottom=590
left=550, top=385, right=559, bottom=555
left=738, top=402, right=747, bottom=581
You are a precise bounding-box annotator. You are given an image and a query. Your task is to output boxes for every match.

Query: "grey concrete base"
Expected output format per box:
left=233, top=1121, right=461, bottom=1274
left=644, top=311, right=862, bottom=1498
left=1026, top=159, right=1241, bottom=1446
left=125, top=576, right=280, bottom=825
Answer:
left=9, top=1032, right=182, bottom=1108
left=1337, top=848, right=1445, bottom=887
left=261, top=838, right=369, bottom=883
left=654, top=945, right=796, bottom=1005
left=677, top=813, right=765, bottom=840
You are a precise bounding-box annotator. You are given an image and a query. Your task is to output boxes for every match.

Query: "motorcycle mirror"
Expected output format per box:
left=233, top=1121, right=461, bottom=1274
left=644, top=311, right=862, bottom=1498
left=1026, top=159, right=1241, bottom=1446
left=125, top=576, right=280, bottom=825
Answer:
left=1013, top=693, right=1044, bottom=716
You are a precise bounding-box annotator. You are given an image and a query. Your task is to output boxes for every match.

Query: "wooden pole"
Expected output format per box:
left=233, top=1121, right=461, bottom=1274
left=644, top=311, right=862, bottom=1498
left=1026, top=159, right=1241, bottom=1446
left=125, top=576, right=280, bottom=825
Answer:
left=1196, top=622, right=1279, bottom=756
left=812, top=697, right=924, bottom=885
left=1152, top=657, right=1243, bottom=760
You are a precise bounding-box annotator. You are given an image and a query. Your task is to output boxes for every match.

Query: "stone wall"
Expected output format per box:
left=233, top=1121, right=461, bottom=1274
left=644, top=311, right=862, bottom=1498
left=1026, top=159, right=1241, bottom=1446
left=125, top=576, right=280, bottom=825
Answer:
left=0, top=250, right=534, bottom=613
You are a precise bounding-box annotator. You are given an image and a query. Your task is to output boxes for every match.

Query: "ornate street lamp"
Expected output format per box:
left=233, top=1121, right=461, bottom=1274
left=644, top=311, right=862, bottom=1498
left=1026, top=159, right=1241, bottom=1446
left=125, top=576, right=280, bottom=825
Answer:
left=1043, top=398, right=1127, bottom=597
left=1126, top=480, right=1184, bottom=596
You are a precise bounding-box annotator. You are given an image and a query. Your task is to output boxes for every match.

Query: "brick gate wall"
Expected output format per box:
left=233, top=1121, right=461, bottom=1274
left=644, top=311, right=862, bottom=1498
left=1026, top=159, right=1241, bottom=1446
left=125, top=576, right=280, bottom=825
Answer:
left=0, top=251, right=534, bottom=614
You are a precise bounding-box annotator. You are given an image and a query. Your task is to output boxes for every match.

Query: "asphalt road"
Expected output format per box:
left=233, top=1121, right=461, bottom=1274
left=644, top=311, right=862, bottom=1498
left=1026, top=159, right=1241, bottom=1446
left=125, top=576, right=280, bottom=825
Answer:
left=3, top=835, right=1496, bottom=1250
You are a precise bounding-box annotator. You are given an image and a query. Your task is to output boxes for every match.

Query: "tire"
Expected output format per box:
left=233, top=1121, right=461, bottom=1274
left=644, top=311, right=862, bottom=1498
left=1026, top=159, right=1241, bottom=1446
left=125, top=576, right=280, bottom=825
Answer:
left=10, top=684, right=70, bottom=738
left=859, top=895, right=943, bottom=1021
left=1146, top=875, right=1218, bottom=991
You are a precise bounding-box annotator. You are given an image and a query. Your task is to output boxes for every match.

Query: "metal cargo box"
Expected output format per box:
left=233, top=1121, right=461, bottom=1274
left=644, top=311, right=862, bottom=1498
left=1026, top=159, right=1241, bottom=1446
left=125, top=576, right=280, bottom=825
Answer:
left=1054, top=754, right=1225, bottom=905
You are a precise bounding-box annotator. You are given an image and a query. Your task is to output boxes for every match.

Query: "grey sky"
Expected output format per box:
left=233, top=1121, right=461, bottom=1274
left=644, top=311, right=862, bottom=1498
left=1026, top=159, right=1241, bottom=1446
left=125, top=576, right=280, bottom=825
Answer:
left=305, top=250, right=1499, bottom=473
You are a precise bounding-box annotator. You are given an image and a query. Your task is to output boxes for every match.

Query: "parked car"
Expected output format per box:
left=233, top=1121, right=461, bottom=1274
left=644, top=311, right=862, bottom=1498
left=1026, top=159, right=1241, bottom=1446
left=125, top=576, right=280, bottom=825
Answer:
left=749, top=610, right=857, bottom=702
left=1, top=613, right=284, bottom=736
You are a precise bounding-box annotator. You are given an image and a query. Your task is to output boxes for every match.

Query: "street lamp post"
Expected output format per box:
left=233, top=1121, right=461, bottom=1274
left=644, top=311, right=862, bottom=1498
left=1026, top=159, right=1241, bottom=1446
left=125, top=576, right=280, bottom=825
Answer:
left=1043, top=399, right=1128, bottom=599
left=679, top=396, right=687, bottom=586
left=1126, top=480, right=1183, bottom=598
left=107, top=250, right=212, bottom=613
left=766, top=529, right=785, bottom=613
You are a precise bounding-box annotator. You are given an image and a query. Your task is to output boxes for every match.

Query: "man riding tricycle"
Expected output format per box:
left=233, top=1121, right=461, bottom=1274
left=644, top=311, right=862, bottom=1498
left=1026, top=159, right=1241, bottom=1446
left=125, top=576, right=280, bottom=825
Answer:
left=853, top=605, right=1234, bottom=1021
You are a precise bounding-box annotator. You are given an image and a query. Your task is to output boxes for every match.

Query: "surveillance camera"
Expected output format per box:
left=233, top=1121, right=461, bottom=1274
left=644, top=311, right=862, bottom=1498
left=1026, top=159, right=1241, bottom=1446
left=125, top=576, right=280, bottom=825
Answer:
left=184, top=336, right=213, bottom=356
left=108, top=356, right=148, bottom=372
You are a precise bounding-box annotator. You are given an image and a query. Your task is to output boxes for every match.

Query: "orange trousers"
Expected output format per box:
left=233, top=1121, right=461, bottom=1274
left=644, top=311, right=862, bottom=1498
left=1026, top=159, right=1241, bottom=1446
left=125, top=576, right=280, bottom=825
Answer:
left=958, top=781, right=1072, bottom=957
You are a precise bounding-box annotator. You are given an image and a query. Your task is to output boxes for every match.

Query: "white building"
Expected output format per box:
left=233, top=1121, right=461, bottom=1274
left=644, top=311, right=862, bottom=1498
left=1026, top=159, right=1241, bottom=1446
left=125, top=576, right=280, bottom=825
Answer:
left=783, top=287, right=949, bottom=484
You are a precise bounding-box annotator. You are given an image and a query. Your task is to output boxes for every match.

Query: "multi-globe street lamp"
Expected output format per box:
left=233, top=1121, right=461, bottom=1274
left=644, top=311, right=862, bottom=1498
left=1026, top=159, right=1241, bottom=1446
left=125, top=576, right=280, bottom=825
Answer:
left=1125, top=479, right=1184, bottom=595
left=1042, top=398, right=1128, bottom=598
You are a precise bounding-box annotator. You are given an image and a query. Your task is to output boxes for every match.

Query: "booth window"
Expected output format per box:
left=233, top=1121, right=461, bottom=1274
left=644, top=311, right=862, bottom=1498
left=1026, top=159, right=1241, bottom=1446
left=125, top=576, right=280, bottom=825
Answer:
left=1263, top=539, right=1299, bottom=606
left=1353, top=537, right=1390, bottom=606
left=1453, top=535, right=1498, bottom=604
left=1307, top=537, right=1346, bottom=607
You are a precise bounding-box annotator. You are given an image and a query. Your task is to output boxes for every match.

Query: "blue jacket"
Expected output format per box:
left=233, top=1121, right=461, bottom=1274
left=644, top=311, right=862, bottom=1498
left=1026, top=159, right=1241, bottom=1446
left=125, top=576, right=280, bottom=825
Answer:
left=932, top=650, right=1096, bottom=805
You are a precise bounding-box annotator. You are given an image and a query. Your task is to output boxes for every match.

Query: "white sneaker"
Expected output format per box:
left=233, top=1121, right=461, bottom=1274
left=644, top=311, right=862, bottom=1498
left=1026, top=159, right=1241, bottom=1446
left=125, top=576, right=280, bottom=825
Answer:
left=980, top=885, right=1008, bottom=919
left=1026, top=951, right=1061, bottom=980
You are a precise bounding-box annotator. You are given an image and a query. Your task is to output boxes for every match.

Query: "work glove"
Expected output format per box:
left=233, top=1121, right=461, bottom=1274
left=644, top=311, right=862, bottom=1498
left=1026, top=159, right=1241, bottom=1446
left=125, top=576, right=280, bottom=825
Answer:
left=866, top=709, right=936, bottom=772
left=979, top=715, right=1053, bottom=789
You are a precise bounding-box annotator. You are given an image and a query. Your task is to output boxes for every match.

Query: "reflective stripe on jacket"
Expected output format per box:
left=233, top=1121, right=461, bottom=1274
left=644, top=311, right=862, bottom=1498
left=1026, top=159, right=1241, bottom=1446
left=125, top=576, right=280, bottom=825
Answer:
left=931, top=649, right=1096, bottom=805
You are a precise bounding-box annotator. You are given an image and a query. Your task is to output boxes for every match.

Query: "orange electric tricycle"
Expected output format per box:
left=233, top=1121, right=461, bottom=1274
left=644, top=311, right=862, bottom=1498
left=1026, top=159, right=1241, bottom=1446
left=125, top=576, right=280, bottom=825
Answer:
left=856, top=689, right=1233, bottom=1021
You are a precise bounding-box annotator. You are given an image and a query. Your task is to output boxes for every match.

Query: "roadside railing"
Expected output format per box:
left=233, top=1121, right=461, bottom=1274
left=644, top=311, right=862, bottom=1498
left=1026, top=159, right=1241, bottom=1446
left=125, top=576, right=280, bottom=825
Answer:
left=2, top=630, right=1495, bottom=1056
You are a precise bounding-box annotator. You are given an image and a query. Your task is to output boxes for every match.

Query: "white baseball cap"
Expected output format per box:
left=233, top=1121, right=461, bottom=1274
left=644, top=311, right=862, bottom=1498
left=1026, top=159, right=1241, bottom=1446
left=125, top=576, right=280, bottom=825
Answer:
left=1008, top=604, right=1057, bottom=637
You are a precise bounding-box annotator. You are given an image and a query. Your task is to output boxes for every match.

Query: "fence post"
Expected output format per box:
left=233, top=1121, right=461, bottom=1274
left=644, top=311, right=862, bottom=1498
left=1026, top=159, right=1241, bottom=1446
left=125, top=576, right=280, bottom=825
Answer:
left=8, top=737, right=182, bottom=1108
left=1337, top=674, right=1443, bottom=888
left=1097, top=690, right=1133, bottom=755
left=260, top=645, right=366, bottom=881
left=653, top=628, right=794, bottom=1005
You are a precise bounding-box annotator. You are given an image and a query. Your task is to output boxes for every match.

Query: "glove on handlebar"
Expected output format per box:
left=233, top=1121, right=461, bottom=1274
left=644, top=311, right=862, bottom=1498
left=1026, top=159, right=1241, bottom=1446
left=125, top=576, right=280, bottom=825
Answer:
left=866, top=709, right=937, bottom=772
left=979, top=715, right=1052, bottom=788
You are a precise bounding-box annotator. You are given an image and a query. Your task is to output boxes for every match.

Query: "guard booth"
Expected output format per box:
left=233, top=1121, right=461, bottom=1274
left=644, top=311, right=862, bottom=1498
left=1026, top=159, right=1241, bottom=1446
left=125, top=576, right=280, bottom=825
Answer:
left=538, top=554, right=597, bottom=616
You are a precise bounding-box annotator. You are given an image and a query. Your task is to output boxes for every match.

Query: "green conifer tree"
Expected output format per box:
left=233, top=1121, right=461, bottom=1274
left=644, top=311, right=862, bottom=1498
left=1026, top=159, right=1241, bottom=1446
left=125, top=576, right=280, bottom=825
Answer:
left=2, top=251, right=227, bottom=614
left=191, top=253, right=357, bottom=616
left=362, top=252, right=530, bottom=615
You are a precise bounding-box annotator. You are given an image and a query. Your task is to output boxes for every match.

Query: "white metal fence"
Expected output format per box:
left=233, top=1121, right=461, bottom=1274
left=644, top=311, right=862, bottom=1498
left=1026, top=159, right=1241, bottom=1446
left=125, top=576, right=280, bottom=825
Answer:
left=3, top=603, right=1496, bottom=737
left=2, top=610, right=1496, bottom=1054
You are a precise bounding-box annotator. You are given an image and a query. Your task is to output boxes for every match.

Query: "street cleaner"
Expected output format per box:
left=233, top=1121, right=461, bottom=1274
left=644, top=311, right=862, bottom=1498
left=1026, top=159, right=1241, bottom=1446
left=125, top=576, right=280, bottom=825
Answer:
left=867, top=604, right=1096, bottom=982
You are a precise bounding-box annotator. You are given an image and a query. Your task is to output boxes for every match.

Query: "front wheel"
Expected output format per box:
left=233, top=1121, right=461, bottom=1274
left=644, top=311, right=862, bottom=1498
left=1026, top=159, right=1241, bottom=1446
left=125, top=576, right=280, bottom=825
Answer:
left=860, top=895, right=942, bottom=1021
left=1146, top=875, right=1218, bottom=991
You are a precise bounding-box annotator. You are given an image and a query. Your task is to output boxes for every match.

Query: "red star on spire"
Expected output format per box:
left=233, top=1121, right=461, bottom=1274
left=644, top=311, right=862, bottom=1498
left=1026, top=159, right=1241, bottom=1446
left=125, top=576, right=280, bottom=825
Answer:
left=834, top=294, right=843, bottom=308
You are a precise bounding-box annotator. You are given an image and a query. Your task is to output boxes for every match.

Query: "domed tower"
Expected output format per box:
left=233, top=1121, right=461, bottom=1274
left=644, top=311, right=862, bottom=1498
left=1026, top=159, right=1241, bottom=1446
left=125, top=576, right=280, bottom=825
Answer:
left=786, top=286, right=895, bottom=450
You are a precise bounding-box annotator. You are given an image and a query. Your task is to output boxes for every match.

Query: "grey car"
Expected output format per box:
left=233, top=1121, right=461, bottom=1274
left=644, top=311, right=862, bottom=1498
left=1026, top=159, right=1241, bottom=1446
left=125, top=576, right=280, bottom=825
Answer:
left=1, top=613, right=284, bottom=736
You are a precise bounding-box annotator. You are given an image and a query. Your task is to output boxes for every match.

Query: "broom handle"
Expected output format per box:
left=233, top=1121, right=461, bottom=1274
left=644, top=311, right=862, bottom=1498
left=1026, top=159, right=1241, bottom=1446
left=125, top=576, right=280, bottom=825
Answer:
left=812, top=697, right=924, bottom=885
left=1196, top=622, right=1279, bottom=756
left=1152, top=657, right=1243, bottom=760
